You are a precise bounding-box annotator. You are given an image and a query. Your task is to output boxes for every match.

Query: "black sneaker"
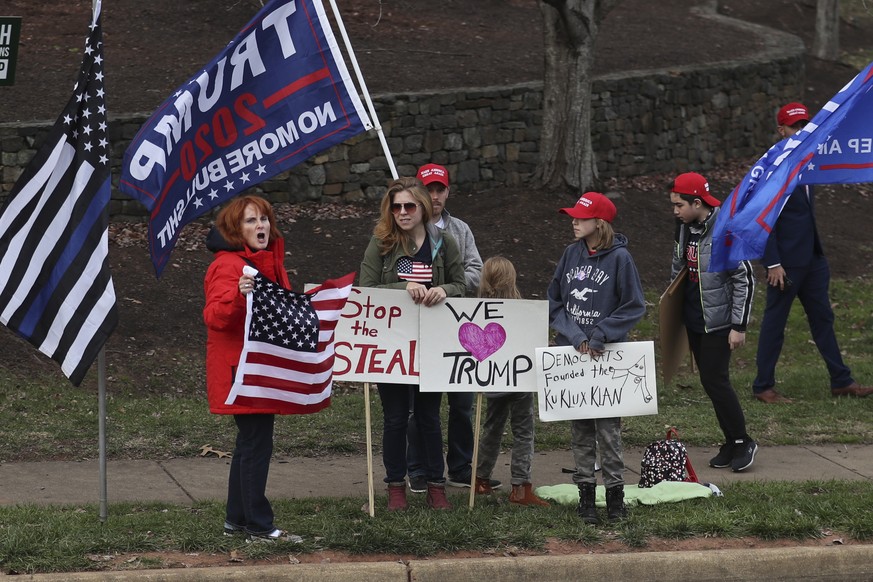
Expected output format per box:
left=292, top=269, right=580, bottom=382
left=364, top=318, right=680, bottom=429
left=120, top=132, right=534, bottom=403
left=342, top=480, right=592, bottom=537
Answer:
left=709, top=442, right=733, bottom=468
left=223, top=521, right=244, bottom=537
left=408, top=475, right=427, bottom=493
left=446, top=474, right=472, bottom=488
left=731, top=439, right=758, bottom=472
left=447, top=474, right=501, bottom=489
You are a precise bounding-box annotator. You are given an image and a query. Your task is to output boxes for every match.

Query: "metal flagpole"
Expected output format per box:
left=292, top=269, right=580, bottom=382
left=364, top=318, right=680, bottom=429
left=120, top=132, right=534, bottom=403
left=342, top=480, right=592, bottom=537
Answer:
left=98, top=348, right=108, bottom=522
left=326, top=0, right=398, bottom=179
left=92, top=0, right=108, bottom=523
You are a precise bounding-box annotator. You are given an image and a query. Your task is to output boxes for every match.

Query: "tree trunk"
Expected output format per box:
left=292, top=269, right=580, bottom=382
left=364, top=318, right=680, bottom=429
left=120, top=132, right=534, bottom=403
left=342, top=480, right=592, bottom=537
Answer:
left=812, top=0, right=840, bottom=61
left=534, top=0, right=620, bottom=194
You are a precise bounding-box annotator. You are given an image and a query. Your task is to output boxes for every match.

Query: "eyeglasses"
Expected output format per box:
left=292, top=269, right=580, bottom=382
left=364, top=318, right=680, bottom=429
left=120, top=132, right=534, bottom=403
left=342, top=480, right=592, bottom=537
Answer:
left=391, top=202, right=419, bottom=214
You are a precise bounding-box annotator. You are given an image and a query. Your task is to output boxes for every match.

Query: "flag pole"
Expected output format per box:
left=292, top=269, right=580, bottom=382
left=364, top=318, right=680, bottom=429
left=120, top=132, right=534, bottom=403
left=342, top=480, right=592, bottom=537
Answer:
left=98, top=348, right=108, bottom=522
left=326, top=0, right=398, bottom=179
left=90, top=0, right=109, bottom=524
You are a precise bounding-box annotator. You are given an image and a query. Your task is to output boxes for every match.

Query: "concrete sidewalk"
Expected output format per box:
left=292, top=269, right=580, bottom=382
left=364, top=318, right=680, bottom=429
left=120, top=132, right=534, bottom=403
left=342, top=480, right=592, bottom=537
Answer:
left=4, top=445, right=873, bottom=581
left=2, top=444, right=872, bottom=506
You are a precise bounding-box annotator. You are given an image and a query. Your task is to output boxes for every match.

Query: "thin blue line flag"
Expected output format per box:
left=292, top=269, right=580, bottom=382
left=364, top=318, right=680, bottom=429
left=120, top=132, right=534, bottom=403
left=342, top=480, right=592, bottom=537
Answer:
left=710, top=61, right=873, bottom=272
left=0, top=0, right=118, bottom=386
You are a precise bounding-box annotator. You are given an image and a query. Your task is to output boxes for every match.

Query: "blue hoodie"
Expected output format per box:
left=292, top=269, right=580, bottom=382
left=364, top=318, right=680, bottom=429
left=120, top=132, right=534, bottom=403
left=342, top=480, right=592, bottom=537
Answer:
left=547, top=233, right=646, bottom=352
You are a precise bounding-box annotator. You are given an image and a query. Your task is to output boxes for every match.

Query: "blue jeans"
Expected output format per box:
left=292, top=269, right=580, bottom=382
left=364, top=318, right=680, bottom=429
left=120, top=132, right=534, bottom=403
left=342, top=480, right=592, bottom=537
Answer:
left=378, top=383, right=445, bottom=483
left=408, top=391, right=473, bottom=480
left=225, top=414, right=275, bottom=535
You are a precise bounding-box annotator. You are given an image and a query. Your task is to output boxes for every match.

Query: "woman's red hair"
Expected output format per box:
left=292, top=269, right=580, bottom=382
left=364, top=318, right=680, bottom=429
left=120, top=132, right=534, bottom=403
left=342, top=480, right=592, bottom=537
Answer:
left=215, top=195, right=283, bottom=250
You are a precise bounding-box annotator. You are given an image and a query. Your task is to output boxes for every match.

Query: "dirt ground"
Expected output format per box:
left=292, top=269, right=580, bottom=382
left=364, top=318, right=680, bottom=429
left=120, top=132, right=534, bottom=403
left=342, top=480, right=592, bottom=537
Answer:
left=3, top=0, right=873, bottom=568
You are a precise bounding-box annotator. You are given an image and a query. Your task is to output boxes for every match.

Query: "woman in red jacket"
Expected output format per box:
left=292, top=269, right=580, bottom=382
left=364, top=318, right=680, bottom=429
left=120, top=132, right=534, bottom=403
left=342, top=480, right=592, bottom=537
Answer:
left=203, top=195, right=291, bottom=541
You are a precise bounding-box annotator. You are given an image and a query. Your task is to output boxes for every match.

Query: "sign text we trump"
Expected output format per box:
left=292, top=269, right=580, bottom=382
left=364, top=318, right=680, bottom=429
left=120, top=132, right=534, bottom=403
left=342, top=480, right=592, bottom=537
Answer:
left=419, top=297, right=548, bottom=392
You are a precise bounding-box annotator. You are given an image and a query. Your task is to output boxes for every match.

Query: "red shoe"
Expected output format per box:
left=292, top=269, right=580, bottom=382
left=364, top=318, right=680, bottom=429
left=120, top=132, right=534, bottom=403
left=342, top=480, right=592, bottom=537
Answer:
left=475, top=477, right=493, bottom=495
left=387, top=483, right=408, bottom=511
left=426, top=483, right=452, bottom=510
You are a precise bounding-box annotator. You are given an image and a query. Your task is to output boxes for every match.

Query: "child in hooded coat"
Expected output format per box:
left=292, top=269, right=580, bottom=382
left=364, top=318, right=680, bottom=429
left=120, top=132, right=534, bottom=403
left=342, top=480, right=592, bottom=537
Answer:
left=547, top=192, right=646, bottom=524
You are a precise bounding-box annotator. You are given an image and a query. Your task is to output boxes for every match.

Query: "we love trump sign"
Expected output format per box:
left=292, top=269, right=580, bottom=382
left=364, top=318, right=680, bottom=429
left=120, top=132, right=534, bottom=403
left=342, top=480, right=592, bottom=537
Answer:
left=418, top=297, right=548, bottom=392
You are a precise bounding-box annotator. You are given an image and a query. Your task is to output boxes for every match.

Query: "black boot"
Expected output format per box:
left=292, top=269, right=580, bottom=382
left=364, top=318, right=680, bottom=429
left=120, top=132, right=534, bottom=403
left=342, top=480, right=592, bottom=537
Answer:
left=605, top=485, right=627, bottom=522
left=576, top=483, right=599, bottom=524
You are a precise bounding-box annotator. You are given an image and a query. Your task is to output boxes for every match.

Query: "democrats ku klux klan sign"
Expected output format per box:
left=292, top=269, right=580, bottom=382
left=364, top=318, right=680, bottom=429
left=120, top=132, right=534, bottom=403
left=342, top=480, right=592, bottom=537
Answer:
left=119, top=0, right=372, bottom=275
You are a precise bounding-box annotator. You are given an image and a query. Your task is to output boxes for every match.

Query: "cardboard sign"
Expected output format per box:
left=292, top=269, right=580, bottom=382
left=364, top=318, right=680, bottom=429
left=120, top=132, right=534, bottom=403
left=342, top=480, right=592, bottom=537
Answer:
left=535, top=342, right=658, bottom=421
left=332, top=287, right=419, bottom=383
left=659, top=267, right=691, bottom=384
left=418, top=297, right=548, bottom=393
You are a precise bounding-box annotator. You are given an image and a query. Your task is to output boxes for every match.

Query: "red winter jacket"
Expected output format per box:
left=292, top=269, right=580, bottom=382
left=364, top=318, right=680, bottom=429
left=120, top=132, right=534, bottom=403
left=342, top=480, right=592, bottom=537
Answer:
left=203, top=232, right=291, bottom=414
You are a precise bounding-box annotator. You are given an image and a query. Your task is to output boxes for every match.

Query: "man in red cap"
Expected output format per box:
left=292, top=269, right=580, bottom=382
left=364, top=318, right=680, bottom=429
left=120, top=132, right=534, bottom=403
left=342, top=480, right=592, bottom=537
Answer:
left=406, top=163, right=494, bottom=494
left=753, top=103, right=873, bottom=403
left=669, top=172, right=757, bottom=472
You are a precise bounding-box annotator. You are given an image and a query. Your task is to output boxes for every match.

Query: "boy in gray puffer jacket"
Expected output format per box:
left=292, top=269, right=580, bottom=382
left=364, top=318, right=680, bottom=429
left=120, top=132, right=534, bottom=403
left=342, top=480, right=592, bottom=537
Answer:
left=669, top=172, right=758, bottom=473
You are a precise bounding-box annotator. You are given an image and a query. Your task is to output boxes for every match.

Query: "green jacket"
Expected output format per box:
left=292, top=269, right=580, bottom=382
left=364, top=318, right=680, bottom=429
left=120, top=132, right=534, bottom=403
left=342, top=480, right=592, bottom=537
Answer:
left=359, top=223, right=467, bottom=297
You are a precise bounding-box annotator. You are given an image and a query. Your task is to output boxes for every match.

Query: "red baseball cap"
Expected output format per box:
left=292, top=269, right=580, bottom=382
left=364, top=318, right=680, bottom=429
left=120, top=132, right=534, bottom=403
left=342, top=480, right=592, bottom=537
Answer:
left=672, top=172, right=721, bottom=208
left=559, top=192, right=617, bottom=223
left=777, top=102, right=809, bottom=126
left=417, top=163, right=449, bottom=187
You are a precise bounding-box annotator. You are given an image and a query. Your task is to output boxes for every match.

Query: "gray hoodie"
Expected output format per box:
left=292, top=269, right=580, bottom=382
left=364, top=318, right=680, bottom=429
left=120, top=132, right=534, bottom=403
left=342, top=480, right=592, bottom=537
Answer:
left=547, top=234, right=646, bottom=352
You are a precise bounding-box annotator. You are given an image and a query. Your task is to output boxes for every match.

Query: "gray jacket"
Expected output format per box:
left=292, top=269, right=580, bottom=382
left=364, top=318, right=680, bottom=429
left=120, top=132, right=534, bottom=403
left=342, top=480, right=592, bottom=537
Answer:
left=439, top=209, right=482, bottom=292
left=671, top=207, right=754, bottom=333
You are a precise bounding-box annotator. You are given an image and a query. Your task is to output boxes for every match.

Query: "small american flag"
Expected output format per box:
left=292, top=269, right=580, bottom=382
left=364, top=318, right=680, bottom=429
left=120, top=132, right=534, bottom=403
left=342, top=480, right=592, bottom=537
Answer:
left=396, top=256, right=432, bottom=284
left=226, top=268, right=355, bottom=414
left=0, top=0, right=117, bottom=386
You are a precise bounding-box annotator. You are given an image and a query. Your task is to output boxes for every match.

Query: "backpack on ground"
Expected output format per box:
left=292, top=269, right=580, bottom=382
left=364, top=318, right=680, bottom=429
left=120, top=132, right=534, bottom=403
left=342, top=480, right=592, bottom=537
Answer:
left=638, top=427, right=699, bottom=488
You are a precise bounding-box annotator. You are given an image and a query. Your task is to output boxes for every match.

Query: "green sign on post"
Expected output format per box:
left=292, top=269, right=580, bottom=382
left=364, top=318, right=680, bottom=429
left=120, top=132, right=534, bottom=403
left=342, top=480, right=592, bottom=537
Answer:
left=0, top=17, right=21, bottom=86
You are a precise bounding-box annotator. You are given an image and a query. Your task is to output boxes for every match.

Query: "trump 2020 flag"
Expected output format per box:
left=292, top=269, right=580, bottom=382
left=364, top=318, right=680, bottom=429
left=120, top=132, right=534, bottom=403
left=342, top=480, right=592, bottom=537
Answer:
left=119, top=0, right=372, bottom=276
left=226, top=268, right=355, bottom=414
left=0, top=0, right=117, bottom=386
left=710, top=61, right=873, bottom=272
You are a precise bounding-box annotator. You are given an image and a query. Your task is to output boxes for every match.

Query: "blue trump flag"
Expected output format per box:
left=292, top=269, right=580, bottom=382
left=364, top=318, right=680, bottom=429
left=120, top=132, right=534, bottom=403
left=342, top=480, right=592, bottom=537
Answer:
left=119, top=0, right=372, bottom=275
left=710, top=62, right=873, bottom=272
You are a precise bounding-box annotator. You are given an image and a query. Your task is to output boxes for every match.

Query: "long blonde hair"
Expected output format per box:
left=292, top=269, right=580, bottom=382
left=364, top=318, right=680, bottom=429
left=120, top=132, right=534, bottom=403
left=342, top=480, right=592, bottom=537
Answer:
left=585, top=218, right=615, bottom=252
left=373, top=177, right=433, bottom=255
left=478, top=256, right=522, bottom=300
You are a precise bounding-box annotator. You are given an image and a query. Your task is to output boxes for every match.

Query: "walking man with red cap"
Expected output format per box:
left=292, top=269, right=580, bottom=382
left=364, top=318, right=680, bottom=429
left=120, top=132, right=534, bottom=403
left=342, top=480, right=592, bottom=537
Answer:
left=753, top=102, right=873, bottom=403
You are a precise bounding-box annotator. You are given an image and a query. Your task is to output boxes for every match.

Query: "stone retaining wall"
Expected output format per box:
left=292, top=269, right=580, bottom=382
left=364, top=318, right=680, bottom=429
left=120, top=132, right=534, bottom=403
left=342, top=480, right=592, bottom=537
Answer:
left=0, top=9, right=805, bottom=219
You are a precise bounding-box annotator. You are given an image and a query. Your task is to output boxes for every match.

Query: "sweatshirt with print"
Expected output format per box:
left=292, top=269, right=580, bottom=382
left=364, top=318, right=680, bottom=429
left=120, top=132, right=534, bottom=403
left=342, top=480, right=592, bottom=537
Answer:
left=547, top=234, right=646, bottom=352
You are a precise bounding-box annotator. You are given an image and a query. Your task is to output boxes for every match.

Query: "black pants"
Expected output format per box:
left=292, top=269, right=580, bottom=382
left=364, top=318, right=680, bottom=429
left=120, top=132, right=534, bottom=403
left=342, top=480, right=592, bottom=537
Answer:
left=225, top=413, right=275, bottom=535
left=687, top=329, right=749, bottom=443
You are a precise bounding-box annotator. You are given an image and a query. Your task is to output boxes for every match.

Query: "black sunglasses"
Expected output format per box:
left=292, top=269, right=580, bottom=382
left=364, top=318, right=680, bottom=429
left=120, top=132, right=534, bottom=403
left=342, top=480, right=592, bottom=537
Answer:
left=391, top=202, right=419, bottom=214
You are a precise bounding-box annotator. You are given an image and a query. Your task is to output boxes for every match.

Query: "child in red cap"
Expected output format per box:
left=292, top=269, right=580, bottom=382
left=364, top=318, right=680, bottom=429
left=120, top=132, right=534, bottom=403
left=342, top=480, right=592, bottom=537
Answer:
left=547, top=192, right=645, bottom=524
left=669, top=172, right=758, bottom=472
